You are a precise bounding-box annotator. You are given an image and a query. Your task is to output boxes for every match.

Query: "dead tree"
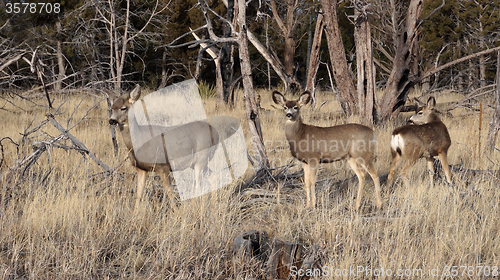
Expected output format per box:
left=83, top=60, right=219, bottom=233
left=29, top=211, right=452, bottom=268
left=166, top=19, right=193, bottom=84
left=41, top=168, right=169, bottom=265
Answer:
left=221, top=0, right=236, bottom=105
left=269, top=0, right=300, bottom=78
left=354, top=0, right=376, bottom=127
left=320, top=0, right=358, bottom=115
left=54, top=20, right=65, bottom=93
left=377, top=0, right=423, bottom=121
left=93, top=0, right=166, bottom=90
left=238, top=0, right=269, bottom=168
left=485, top=51, right=500, bottom=152
left=170, top=0, right=269, bottom=168
left=305, top=10, right=324, bottom=105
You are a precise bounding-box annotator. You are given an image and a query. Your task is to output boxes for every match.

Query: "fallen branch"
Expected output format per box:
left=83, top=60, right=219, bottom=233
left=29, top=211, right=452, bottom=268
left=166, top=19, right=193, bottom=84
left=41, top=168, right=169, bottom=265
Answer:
left=46, top=113, right=111, bottom=172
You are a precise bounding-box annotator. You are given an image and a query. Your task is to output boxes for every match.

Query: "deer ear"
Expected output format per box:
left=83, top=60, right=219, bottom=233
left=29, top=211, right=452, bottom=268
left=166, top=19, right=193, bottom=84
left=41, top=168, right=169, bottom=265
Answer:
left=103, top=89, right=118, bottom=101
left=128, top=85, right=141, bottom=103
left=298, top=91, right=311, bottom=107
left=413, top=97, right=425, bottom=107
left=272, top=91, right=286, bottom=106
left=427, top=96, right=436, bottom=109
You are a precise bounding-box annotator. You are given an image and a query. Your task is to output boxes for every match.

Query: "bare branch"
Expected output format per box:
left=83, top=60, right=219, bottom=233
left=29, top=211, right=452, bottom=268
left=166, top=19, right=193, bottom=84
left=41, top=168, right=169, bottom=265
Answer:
left=416, top=45, right=500, bottom=84
left=47, top=113, right=111, bottom=172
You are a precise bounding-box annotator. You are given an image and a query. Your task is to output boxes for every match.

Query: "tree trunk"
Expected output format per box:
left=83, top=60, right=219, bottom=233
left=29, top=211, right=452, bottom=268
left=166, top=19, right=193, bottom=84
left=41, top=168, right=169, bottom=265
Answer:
left=247, top=31, right=292, bottom=91
left=55, top=20, right=65, bottom=93
left=106, top=97, right=119, bottom=156
left=479, top=21, right=486, bottom=88
left=160, top=50, right=168, bottom=88
left=354, top=1, right=375, bottom=127
left=378, top=0, right=423, bottom=121
left=320, top=0, right=357, bottom=115
left=270, top=0, right=298, bottom=78
left=305, top=11, right=324, bottom=103
left=485, top=51, right=500, bottom=152
left=237, top=0, right=268, bottom=168
left=221, top=0, right=235, bottom=105
left=115, top=0, right=132, bottom=91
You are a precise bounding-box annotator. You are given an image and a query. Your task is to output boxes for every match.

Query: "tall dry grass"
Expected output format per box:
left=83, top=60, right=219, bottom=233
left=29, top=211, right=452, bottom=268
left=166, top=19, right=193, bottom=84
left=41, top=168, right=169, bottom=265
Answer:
left=0, top=89, right=499, bottom=279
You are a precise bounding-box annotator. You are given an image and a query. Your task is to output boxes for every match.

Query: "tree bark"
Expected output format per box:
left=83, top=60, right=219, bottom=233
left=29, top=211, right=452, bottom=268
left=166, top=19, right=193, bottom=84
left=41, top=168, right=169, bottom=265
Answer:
left=305, top=11, right=324, bottom=102
left=55, top=20, right=65, bottom=93
left=237, top=0, right=268, bottom=168
left=160, top=50, right=168, bottom=88
left=247, top=31, right=293, bottom=90
left=219, top=0, right=294, bottom=91
left=485, top=51, right=500, bottom=152
left=378, top=0, right=423, bottom=121
left=270, top=0, right=298, bottom=77
left=354, top=1, right=375, bottom=127
left=221, top=0, right=235, bottom=105
left=320, top=0, right=357, bottom=115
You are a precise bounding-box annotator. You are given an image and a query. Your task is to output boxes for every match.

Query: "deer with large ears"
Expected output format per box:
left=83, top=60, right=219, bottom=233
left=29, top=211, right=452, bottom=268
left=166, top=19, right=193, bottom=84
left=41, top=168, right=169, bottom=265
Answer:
left=388, top=96, right=452, bottom=187
left=107, top=85, right=219, bottom=211
left=272, top=91, right=382, bottom=210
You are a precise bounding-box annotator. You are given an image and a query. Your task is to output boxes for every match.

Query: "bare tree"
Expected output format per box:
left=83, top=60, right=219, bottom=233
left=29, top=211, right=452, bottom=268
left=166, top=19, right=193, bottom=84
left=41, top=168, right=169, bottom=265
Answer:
left=305, top=10, right=324, bottom=101
left=320, top=0, right=358, bottom=115
left=54, top=20, right=66, bottom=93
left=93, top=0, right=167, bottom=90
left=269, top=0, right=299, bottom=77
left=377, top=0, right=424, bottom=121
left=238, top=0, right=269, bottom=168
left=485, top=51, right=500, bottom=152
left=172, top=0, right=269, bottom=168
left=354, top=0, right=376, bottom=127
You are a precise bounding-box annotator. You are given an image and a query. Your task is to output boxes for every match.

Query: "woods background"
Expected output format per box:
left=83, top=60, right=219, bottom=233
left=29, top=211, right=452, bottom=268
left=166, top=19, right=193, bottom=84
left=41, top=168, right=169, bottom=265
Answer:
left=1, top=0, right=500, bottom=167
left=1, top=0, right=498, bottom=100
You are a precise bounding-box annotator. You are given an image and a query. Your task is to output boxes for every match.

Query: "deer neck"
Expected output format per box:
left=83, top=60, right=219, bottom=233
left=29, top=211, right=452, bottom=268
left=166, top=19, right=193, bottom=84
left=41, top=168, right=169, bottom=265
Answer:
left=117, top=123, right=135, bottom=153
left=284, top=117, right=305, bottom=142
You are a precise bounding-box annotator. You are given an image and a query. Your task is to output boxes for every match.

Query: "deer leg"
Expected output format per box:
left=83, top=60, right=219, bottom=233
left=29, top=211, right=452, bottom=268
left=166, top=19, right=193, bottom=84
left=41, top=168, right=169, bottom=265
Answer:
left=348, top=158, right=366, bottom=211
left=399, top=158, right=416, bottom=188
left=426, top=157, right=435, bottom=188
left=308, top=163, right=318, bottom=208
left=158, top=170, right=176, bottom=208
left=194, top=162, right=203, bottom=195
left=388, top=152, right=403, bottom=187
left=364, top=161, right=382, bottom=209
left=438, top=152, right=452, bottom=184
left=134, top=168, right=148, bottom=212
left=302, top=162, right=311, bottom=208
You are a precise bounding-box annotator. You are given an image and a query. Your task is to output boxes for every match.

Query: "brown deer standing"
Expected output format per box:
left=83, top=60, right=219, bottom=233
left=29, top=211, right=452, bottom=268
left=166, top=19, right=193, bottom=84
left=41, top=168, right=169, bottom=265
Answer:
left=388, top=96, right=452, bottom=187
left=108, top=85, right=219, bottom=211
left=272, top=91, right=382, bottom=210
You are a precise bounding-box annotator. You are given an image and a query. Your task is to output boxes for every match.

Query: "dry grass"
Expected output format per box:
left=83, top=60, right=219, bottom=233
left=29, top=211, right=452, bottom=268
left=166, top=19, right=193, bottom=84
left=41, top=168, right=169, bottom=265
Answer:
left=0, top=89, right=499, bottom=279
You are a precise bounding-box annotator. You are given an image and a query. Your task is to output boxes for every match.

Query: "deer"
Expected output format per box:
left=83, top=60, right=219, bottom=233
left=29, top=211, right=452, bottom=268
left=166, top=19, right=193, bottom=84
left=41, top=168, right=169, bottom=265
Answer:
left=272, top=91, right=382, bottom=211
left=388, top=96, right=452, bottom=188
left=107, top=85, right=219, bottom=211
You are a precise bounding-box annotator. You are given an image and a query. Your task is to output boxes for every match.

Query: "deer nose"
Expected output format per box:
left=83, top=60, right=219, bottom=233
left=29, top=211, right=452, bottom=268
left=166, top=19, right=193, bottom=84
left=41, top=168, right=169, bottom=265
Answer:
left=408, top=119, right=414, bottom=124
left=286, top=113, right=293, bottom=119
left=109, top=119, right=118, bottom=125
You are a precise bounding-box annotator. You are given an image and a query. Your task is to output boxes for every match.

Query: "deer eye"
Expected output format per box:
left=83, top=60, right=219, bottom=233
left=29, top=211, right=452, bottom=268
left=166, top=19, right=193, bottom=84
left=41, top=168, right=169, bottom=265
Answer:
left=121, top=107, right=127, bottom=111
left=293, top=106, right=298, bottom=110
